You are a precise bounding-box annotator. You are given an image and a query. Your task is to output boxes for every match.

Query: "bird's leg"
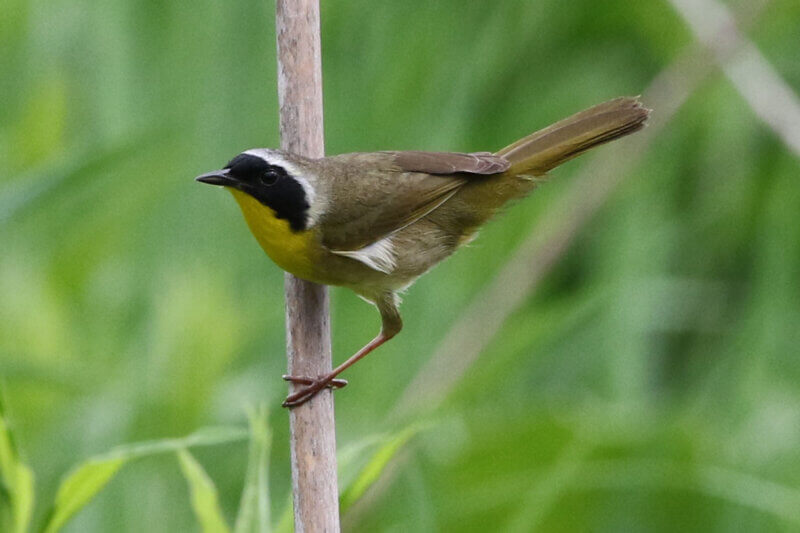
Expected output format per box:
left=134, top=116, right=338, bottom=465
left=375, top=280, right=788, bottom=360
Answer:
left=282, top=333, right=394, bottom=407
left=282, top=293, right=402, bottom=408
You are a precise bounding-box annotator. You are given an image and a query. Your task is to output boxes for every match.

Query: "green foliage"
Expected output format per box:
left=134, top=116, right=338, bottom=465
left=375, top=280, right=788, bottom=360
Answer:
left=40, top=427, right=246, bottom=533
left=339, top=426, right=420, bottom=512
left=234, top=408, right=271, bottom=533
left=41, top=456, right=125, bottom=533
left=177, top=449, right=231, bottom=533
left=1, top=402, right=415, bottom=533
left=272, top=425, right=421, bottom=533
left=2, top=0, right=800, bottom=531
left=0, top=398, right=35, bottom=533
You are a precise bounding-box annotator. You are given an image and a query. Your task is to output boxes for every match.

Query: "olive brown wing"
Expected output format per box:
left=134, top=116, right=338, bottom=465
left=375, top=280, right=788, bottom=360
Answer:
left=317, top=151, right=508, bottom=270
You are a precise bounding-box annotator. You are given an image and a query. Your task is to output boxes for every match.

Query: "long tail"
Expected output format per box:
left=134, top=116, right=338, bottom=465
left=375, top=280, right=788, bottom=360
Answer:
left=496, top=97, right=650, bottom=176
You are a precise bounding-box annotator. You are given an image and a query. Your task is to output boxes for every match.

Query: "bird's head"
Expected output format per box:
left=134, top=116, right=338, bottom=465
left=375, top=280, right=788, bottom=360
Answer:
left=195, top=149, right=318, bottom=232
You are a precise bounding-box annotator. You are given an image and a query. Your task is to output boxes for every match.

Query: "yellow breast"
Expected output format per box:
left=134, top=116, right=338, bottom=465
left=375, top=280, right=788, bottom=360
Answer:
left=229, top=189, right=318, bottom=280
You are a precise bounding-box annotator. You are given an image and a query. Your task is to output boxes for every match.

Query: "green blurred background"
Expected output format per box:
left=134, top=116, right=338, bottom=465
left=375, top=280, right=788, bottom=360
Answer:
left=2, top=0, right=800, bottom=531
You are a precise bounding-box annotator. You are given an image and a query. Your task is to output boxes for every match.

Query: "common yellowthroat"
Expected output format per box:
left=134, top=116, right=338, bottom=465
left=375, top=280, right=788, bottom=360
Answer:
left=196, top=97, right=650, bottom=407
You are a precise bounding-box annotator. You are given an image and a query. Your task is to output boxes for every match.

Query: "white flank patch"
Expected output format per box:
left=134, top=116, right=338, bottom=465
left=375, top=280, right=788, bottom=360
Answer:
left=243, top=148, right=325, bottom=226
left=331, top=237, right=397, bottom=274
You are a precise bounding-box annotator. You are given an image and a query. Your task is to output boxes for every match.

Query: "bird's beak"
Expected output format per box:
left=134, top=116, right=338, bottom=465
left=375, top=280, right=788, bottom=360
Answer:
left=195, top=169, right=236, bottom=186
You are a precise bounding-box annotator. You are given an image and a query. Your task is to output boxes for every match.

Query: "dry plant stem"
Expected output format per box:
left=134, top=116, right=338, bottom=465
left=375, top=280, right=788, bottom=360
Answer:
left=276, top=0, right=340, bottom=531
left=669, top=0, right=800, bottom=158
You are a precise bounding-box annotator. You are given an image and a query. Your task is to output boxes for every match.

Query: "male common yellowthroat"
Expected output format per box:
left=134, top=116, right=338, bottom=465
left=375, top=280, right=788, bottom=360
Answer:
left=196, top=97, right=649, bottom=407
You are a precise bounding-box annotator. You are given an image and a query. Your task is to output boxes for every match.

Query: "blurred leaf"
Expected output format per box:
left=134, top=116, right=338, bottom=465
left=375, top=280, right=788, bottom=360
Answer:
left=272, top=497, right=293, bottom=533
left=41, top=426, right=246, bottom=533
left=0, top=397, right=35, bottom=533
left=0, top=129, right=169, bottom=225
left=9, top=78, right=67, bottom=167
left=340, top=425, right=420, bottom=512
left=97, top=426, right=249, bottom=459
left=273, top=425, right=422, bottom=532
left=576, top=459, right=800, bottom=525
left=506, top=439, right=592, bottom=532
left=177, top=449, right=231, bottom=533
left=336, top=433, right=386, bottom=489
left=234, top=406, right=271, bottom=533
left=41, top=456, right=125, bottom=533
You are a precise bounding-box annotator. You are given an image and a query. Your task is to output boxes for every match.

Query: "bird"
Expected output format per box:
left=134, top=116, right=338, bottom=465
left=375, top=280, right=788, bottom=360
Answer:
left=196, top=97, right=650, bottom=407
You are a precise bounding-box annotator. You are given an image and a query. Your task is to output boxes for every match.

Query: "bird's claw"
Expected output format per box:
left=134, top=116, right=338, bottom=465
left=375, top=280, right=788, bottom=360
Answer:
left=282, top=374, right=348, bottom=388
left=281, top=375, right=347, bottom=408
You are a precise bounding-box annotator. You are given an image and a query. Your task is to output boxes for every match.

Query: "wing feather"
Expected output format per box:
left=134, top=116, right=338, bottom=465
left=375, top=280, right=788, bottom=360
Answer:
left=385, top=151, right=510, bottom=175
left=316, top=151, right=508, bottom=259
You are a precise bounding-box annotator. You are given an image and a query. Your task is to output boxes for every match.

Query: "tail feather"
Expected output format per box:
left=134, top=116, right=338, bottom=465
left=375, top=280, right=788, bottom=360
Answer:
left=497, top=97, right=650, bottom=176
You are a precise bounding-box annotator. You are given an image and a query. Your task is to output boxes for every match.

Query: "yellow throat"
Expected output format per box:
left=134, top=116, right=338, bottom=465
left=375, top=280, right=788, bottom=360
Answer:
left=229, top=189, right=317, bottom=280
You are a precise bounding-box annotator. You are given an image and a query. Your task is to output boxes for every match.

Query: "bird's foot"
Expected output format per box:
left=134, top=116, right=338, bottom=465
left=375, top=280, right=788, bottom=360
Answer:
left=281, top=374, right=347, bottom=408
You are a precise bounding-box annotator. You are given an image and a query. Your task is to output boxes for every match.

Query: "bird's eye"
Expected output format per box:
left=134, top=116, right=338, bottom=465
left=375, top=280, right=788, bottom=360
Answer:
left=260, top=171, right=279, bottom=186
